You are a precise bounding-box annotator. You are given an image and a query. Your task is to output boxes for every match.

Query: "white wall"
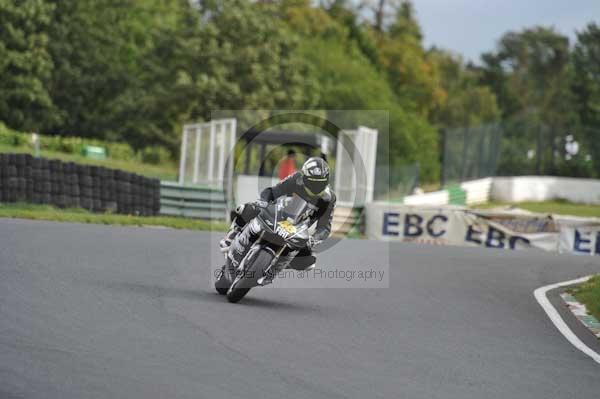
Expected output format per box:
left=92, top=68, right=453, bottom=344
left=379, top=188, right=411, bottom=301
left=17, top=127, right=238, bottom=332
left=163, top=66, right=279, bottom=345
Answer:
left=402, top=176, right=600, bottom=207
left=403, top=190, right=449, bottom=206
left=401, top=178, right=492, bottom=207
left=491, top=176, right=600, bottom=205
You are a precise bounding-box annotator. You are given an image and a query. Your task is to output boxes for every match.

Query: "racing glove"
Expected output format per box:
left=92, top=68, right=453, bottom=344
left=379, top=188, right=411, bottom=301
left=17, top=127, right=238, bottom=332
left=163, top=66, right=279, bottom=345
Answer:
left=308, top=236, right=322, bottom=249
left=253, top=199, right=270, bottom=208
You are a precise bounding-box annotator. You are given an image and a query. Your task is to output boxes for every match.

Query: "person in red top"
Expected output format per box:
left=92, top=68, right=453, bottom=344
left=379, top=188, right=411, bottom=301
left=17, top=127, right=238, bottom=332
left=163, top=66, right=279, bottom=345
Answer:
left=278, top=149, right=297, bottom=181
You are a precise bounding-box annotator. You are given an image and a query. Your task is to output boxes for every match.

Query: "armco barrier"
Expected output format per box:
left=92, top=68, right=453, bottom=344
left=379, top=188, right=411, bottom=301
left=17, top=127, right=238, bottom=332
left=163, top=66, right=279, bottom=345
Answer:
left=0, top=153, right=160, bottom=215
left=447, top=185, right=467, bottom=205
left=159, top=183, right=367, bottom=231
left=159, top=181, right=227, bottom=220
left=404, top=178, right=493, bottom=207
left=460, top=178, right=492, bottom=205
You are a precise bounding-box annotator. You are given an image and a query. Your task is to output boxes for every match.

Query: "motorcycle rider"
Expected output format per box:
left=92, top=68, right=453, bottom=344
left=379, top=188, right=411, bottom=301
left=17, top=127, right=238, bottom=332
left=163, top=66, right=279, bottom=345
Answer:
left=221, top=157, right=335, bottom=280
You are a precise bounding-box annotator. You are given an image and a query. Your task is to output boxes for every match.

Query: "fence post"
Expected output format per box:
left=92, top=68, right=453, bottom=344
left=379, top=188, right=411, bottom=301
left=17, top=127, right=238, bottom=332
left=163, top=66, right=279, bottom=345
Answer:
left=536, top=124, right=542, bottom=175
left=179, top=128, right=188, bottom=184
left=441, top=128, right=447, bottom=187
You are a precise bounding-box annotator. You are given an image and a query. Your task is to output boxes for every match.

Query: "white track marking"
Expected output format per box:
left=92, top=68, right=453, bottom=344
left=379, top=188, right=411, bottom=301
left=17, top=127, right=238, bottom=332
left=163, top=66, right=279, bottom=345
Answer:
left=534, top=275, right=600, bottom=364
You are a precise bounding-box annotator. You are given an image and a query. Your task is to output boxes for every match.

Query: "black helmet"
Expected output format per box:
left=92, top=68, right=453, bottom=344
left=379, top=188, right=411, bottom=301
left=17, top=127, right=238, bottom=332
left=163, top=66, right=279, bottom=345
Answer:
left=301, top=157, right=330, bottom=195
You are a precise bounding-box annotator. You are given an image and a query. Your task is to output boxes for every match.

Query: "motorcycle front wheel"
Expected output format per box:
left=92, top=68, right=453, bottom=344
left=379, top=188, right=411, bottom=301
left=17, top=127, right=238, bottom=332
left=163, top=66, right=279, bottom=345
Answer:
left=214, top=264, right=229, bottom=295
left=227, top=248, right=274, bottom=303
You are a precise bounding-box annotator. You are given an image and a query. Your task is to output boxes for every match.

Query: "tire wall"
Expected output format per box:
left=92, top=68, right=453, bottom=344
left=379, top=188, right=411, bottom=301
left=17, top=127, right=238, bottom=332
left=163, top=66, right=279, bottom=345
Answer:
left=0, top=153, right=160, bottom=216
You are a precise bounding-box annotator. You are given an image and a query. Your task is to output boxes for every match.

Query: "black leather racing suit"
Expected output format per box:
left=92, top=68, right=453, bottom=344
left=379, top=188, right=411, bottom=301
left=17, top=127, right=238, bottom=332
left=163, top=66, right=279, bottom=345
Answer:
left=228, top=172, right=336, bottom=271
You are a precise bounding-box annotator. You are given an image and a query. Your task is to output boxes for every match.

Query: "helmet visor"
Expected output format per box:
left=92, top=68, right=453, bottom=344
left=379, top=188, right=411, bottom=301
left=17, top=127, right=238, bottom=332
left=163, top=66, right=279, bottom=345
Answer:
left=303, top=176, right=328, bottom=195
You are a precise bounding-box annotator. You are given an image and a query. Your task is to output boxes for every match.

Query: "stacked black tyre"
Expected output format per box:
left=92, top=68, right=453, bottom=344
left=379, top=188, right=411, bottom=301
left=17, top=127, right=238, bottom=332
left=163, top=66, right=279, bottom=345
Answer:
left=0, top=153, right=31, bottom=203
left=0, top=153, right=160, bottom=216
left=32, top=157, right=50, bottom=204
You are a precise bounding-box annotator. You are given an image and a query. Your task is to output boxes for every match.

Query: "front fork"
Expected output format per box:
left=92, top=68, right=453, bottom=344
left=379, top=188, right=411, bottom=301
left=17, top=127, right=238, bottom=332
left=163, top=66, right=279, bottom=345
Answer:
left=227, top=223, right=293, bottom=286
left=257, top=245, right=288, bottom=286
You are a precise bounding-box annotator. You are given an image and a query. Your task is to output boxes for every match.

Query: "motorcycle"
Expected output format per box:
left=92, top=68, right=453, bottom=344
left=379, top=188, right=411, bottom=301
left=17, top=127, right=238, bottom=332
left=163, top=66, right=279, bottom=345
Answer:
left=215, top=195, right=316, bottom=303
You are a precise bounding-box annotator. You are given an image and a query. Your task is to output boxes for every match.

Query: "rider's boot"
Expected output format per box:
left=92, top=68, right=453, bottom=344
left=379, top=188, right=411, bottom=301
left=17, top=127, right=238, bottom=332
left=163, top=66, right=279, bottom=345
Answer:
left=219, top=219, right=242, bottom=253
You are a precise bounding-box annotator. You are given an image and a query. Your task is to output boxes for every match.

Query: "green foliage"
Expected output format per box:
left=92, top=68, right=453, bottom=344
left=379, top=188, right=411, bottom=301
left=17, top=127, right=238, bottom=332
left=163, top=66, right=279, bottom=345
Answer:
left=0, top=0, right=598, bottom=185
left=44, top=0, right=188, bottom=151
left=429, top=50, right=500, bottom=128
left=479, top=27, right=593, bottom=177
left=193, top=0, right=320, bottom=111
left=571, top=275, right=600, bottom=322
left=572, top=23, right=600, bottom=176
left=0, top=124, right=163, bottom=166
left=0, top=0, right=58, bottom=130
left=480, top=27, right=576, bottom=128
left=140, top=146, right=172, bottom=165
left=375, top=2, right=445, bottom=117
left=0, top=127, right=136, bottom=160
left=290, top=2, right=440, bottom=182
left=0, top=122, right=24, bottom=145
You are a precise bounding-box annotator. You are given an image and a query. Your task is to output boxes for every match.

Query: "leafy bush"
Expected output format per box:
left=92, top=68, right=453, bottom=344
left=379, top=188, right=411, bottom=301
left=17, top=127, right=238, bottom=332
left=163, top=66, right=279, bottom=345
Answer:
left=0, top=122, right=26, bottom=146
left=0, top=123, right=161, bottom=165
left=140, top=146, right=172, bottom=165
left=104, top=142, right=136, bottom=160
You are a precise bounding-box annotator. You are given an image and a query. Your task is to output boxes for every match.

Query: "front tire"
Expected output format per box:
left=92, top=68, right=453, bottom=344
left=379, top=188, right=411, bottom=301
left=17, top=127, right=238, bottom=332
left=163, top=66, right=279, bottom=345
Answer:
left=214, top=265, right=230, bottom=295
left=226, top=248, right=274, bottom=303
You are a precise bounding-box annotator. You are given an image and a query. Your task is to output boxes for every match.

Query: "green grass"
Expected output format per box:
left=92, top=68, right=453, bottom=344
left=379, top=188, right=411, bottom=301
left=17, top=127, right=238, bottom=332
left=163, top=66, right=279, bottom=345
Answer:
left=475, top=200, right=600, bottom=218
left=0, top=143, right=178, bottom=181
left=570, top=275, right=600, bottom=326
left=0, top=203, right=227, bottom=232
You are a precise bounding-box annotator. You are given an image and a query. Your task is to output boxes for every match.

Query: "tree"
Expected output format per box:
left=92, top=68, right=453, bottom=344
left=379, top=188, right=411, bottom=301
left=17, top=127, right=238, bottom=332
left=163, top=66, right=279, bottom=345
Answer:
left=298, top=35, right=439, bottom=181
left=480, top=27, right=578, bottom=175
left=0, top=0, right=58, bottom=131
left=573, top=23, right=600, bottom=127
left=572, top=22, right=600, bottom=176
left=376, top=1, right=444, bottom=117
left=325, top=0, right=382, bottom=68
left=355, top=0, right=401, bottom=32
left=429, top=49, right=500, bottom=128
left=179, top=0, right=321, bottom=115
left=46, top=0, right=182, bottom=148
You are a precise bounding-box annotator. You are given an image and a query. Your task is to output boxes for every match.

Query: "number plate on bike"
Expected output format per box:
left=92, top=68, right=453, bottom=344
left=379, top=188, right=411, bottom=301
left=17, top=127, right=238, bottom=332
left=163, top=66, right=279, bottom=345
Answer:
left=277, top=220, right=296, bottom=235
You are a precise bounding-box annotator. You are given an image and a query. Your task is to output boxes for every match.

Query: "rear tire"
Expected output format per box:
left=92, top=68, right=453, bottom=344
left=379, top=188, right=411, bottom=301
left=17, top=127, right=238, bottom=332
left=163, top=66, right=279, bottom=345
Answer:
left=226, top=248, right=274, bottom=303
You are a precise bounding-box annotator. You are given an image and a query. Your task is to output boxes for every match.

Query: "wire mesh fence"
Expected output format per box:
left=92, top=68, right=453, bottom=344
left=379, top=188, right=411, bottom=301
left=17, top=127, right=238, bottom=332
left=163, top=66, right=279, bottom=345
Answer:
left=441, top=118, right=599, bottom=185
left=374, top=163, right=420, bottom=202
left=441, top=123, right=502, bottom=185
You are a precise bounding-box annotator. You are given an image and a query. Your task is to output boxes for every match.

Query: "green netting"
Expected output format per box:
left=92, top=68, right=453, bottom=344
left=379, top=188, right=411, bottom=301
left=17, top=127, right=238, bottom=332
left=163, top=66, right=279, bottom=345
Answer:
left=441, top=123, right=502, bottom=184
left=374, top=163, right=420, bottom=202
left=441, top=119, right=600, bottom=183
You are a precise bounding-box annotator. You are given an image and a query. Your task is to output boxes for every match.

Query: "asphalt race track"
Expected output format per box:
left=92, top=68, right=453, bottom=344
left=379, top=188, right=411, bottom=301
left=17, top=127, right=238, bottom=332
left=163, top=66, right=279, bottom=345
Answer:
left=1, top=219, right=600, bottom=399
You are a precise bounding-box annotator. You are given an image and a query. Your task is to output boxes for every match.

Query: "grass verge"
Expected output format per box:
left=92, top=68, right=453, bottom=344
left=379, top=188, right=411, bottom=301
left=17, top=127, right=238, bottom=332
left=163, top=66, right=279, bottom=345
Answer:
left=570, top=275, right=600, bottom=327
left=0, top=203, right=227, bottom=232
left=0, top=144, right=177, bottom=181
left=475, top=200, right=600, bottom=218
